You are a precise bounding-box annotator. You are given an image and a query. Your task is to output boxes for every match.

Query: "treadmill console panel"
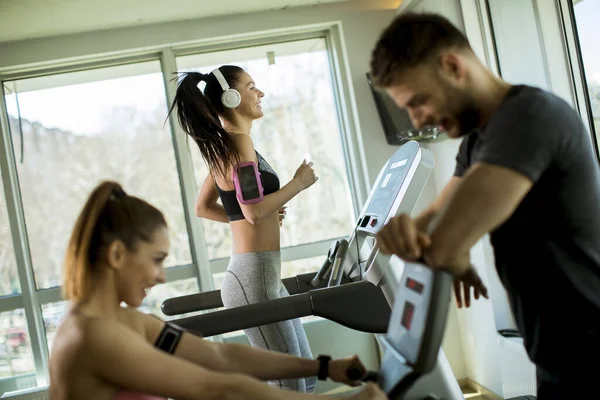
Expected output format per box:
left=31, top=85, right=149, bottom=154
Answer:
left=386, top=263, right=433, bottom=365
left=376, top=261, right=453, bottom=396
left=356, top=141, right=421, bottom=236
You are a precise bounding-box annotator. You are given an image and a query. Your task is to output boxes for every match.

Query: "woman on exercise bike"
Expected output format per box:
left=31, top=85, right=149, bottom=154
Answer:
left=48, top=181, right=385, bottom=400
left=168, top=65, right=320, bottom=392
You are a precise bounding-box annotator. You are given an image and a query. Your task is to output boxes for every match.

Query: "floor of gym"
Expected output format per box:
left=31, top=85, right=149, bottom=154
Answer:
left=461, top=382, right=496, bottom=399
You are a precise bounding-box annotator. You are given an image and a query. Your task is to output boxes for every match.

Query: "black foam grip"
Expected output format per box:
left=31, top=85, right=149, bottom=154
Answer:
left=347, top=368, right=379, bottom=382
left=346, top=367, right=364, bottom=381
left=363, top=371, right=379, bottom=382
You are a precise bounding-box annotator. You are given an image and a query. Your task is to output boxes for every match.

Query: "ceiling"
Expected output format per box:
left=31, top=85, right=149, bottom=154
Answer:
left=0, top=0, right=352, bottom=43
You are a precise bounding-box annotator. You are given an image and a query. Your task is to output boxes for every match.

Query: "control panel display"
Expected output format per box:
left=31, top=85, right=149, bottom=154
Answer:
left=365, top=158, right=410, bottom=217
left=401, top=301, right=415, bottom=330
left=405, top=277, right=424, bottom=294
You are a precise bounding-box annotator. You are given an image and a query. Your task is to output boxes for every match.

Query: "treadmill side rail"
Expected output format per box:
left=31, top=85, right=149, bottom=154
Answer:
left=172, top=293, right=313, bottom=337
left=161, top=289, right=224, bottom=316
left=170, top=281, right=392, bottom=338
left=161, top=276, right=307, bottom=316
left=311, top=281, right=391, bottom=333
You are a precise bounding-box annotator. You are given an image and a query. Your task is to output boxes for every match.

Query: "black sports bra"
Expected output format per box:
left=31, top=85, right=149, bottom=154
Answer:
left=216, top=151, right=280, bottom=221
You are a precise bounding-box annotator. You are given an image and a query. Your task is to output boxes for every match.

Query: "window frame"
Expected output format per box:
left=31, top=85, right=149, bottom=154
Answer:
left=0, top=23, right=365, bottom=392
left=556, top=0, right=600, bottom=158
left=0, top=84, right=50, bottom=386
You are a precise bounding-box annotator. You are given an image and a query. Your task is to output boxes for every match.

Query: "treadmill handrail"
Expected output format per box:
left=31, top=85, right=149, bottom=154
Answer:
left=172, top=292, right=313, bottom=337
left=162, top=275, right=306, bottom=316
left=162, top=289, right=224, bottom=315
left=170, top=281, right=391, bottom=338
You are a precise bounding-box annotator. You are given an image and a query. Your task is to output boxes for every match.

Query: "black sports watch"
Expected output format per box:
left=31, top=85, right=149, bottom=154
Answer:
left=317, top=355, right=332, bottom=380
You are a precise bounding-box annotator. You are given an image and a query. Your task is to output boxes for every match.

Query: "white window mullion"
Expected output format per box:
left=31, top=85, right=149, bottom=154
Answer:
left=160, top=48, right=215, bottom=293
left=35, top=287, right=61, bottom=306
left=281, top=237, right=344, bottom=263
left=164, top=264, right=198, bottom=283
left=325, top=26, right=368, bottom=216
left=0, top=84, right=50, bottom=386
left=209, top=237, right=345, bottom=275
left=0, top=294, right=24, bottom=313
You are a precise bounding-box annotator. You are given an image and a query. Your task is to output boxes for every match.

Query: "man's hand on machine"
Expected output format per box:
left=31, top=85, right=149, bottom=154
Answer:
left=452, top=266, right=489, bottom=308
left=377, top=216, right=489, bottom=309
left=376, top=214, right=431, bottom=261
left=423, top=252, right=489, bottom=308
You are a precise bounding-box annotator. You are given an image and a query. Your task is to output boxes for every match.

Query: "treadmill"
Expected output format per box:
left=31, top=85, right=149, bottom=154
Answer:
left=0, top=142, right=531, bottom=400
left=162, top=141, right=435, bottom=337
left=159, top=141, right=464, bottom=399
left=162, top=140, right=434, bottom=319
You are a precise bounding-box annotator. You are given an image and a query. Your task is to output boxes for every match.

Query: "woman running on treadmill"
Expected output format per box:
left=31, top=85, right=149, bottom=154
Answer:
left=168, top=66, right=319, bottom=392
left=48, top=181, right=385, bottom=400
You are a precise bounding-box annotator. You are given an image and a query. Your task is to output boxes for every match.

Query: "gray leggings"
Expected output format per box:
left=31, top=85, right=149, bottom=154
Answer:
left=221, top=251, right=317, bottom=393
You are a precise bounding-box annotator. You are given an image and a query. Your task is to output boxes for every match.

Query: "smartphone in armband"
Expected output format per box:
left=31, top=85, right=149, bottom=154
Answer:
left=233, top=162, right=264, bottom=204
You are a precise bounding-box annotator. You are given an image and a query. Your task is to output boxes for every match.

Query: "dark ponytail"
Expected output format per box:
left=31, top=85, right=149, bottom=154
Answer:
left=167, top=66, right=244, bottom=179
left=63, top=181, right=166, bottom=303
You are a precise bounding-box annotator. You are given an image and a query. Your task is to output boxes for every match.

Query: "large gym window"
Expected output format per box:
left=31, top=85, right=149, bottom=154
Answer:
left=570, top=0, right=600, bottom=146
left=0, top=61, right=203, bottom=391
left=176, top=37, right=356, bottom=281
left=0, top=29, right=360, bottom=393
left=3, top=62, right=192, bottom=289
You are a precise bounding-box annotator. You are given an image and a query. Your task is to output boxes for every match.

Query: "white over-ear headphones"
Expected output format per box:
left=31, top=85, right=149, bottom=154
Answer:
left=211, top=68, right=241, bottom=109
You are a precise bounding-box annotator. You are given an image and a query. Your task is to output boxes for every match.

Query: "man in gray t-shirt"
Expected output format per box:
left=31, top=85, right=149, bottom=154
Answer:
left=370, top=12, right=600, bottom=399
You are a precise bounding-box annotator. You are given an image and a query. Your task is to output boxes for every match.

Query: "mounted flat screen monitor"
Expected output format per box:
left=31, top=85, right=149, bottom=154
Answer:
left=366, top=72, right=415, bottom=146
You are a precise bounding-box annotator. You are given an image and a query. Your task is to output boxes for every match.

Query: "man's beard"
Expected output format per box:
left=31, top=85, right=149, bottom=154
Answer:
left=443, top=84, right=481, bottom=137
left=456, top=102, right=481, bottom=136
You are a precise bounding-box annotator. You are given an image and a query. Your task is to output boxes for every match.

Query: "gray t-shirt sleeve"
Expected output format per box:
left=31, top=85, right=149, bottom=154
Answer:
left=478, top=93, right=562, bottom=182
left=454, top=136, right=470, bottom=177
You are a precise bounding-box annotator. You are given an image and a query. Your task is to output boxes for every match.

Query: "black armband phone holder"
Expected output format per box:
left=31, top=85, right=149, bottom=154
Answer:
left=154, top=321, right=185, bottom=354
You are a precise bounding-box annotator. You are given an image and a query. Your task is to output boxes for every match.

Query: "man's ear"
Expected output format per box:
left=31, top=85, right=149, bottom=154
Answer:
left=106, top=240, right=127, bottom=270
left=438, top=51, right=467, bottom=83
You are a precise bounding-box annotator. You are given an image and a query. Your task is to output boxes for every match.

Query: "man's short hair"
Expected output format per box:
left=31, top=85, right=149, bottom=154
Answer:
left=370, top=12, right=472, bottom=87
